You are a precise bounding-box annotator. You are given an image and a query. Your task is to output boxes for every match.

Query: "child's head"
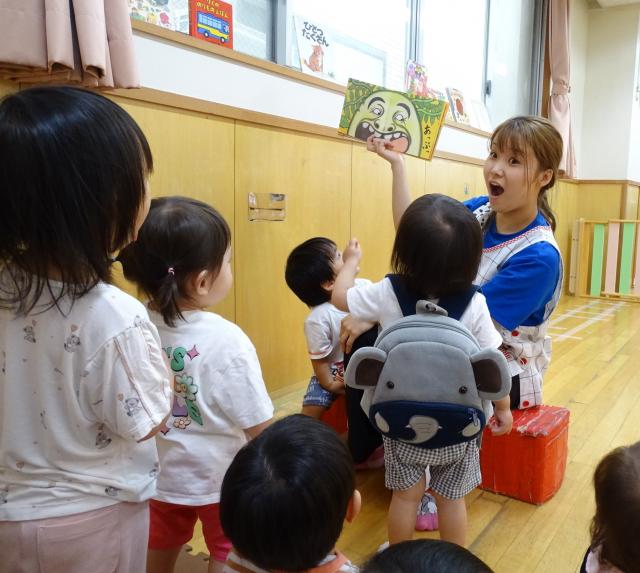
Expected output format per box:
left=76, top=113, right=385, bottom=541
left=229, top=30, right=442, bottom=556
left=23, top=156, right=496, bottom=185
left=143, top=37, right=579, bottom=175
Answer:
left=285, top=237, right=342, bottom=306
left=0, top=86, right=152, bottom=314
left=484, top=116, right=563, bottom=230
left=363, top=540, right=494, bottom=573
left=590, top=441, right=640, bottom=571
left=392, top=194, right=482, bottom=299
left=220, top=414, right=359, bottom=571
left=118, top=196, right=231, bottom=326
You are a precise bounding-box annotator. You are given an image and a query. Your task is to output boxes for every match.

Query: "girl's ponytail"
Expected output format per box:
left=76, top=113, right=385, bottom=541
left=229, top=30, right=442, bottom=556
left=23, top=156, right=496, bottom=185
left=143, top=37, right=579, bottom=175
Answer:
left=538, top=191, right=556, bottom=231
left=153, top=268, right=184, bottom=328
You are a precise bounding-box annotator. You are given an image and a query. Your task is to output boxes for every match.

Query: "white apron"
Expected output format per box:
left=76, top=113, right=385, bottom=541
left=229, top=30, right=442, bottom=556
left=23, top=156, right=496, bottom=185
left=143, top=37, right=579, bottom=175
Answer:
left=473, top=203, right=563, bottom=408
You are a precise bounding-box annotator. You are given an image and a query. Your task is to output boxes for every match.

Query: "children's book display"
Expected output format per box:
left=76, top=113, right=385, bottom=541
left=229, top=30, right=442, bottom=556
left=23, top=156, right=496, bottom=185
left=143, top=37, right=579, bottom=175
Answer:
left=338, top=78, right=449, bottom=161
left=129, top=0, right=189, bottom=34
left=189, top=0, right=233, bottom=48
left=293, top=16, right=336, bottom=80
left=405, top=60, right=429, bottom=98
left=446, top=87, right=470, bottom=125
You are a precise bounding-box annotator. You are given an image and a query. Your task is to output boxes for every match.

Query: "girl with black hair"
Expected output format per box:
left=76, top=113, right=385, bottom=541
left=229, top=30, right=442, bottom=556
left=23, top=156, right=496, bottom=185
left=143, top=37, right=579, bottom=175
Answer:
left=119, top=196, right=273, bottom=573
left=0, top=87, right=172, bottom=572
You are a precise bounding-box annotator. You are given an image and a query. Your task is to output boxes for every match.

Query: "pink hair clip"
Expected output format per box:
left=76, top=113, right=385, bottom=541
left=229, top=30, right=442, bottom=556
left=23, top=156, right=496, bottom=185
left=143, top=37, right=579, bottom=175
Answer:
left=167, top=267, right=175, bottom=276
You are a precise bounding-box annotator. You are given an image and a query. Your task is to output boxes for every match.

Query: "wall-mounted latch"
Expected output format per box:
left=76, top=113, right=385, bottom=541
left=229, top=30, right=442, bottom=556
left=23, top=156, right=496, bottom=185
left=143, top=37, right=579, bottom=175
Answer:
left=248, top=193, right=286, bottom=221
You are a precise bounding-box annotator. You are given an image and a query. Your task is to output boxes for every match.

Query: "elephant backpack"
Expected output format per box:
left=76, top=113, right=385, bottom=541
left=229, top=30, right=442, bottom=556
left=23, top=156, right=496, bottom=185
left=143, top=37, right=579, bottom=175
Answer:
left=344, top=275, right=511, bottom=449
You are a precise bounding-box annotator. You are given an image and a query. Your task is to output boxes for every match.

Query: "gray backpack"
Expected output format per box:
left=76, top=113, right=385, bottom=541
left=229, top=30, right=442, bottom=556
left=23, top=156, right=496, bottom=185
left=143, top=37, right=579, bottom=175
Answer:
left=345, top=277, right=511, bottom=449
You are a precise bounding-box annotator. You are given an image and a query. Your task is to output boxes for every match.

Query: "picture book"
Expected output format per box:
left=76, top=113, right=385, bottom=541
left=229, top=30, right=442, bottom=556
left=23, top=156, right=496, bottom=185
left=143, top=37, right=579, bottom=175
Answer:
left=129, top=0, right=189, bottom=34
left=405, top=60, right=429, bottom=98
left=424, top=86, right=454, bottom=122
left=338, top=78, right=449, bottom=161
left=469, top=100, right=492, bottom=132
left=294, top=16, right=336, bottom=80
left=189, top=0, right=233, bottom=49
left=446, top=87, right=470, bottom=124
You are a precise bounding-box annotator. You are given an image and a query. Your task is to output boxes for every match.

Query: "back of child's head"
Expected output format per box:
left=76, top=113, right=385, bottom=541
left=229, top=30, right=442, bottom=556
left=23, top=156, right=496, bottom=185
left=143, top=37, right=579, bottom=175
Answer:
left=0, top=86, right=152, bottom=314
left=220, top=414, right=355, bottom=571
left=490, top=116, right=563, bottom=230
left=590, top=441, right=640, bottom=571
left=118, top=196, right=230, bottom=327
left=362, top=540, right=494, bottom=573
left=392, top=194, right=482, bottom=299
left=285, top=237, right=337, bottom=306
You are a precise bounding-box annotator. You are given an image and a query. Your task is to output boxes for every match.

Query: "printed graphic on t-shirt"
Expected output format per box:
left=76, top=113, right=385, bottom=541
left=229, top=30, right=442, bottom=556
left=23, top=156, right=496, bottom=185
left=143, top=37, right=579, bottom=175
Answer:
left=163, top=344, right=203, bottom=432
left=331, top=361, right=344, bottom=385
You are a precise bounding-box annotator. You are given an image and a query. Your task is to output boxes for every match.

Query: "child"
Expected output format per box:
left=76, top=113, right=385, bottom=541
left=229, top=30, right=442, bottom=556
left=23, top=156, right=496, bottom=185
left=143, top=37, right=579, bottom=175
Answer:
left=366, top=116, right=564, bottom=411
left=362, top=539, right=494, bottom=573
left=0, top=87, right=172, bottom=572
left=220, top=414, right=360, bottom=573
left=285, top=238, right=383, bottom=468
left=331, top=196, right=513, bottom=546
left=118, top=196, right=274, bottom=573
left=579, top=442, right=640, bottom=573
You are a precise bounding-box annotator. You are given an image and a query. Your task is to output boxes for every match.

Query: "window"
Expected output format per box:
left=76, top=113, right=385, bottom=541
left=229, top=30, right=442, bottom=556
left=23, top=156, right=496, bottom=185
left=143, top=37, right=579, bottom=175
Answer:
left=418, top=0, right=488, bottom=105
left=285, top=0, right=411, bottom=89
left=227, top=0, right=274, bottom=60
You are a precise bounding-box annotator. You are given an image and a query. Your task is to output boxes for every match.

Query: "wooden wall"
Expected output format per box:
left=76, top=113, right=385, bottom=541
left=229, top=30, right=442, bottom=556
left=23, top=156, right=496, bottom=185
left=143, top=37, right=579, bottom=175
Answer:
left=0, top=80, right=631, bottom=393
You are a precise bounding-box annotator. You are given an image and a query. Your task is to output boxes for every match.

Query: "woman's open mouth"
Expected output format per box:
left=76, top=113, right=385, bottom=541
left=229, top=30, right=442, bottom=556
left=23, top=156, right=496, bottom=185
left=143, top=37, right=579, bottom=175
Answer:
left=489, top=183, right=504, bottom=197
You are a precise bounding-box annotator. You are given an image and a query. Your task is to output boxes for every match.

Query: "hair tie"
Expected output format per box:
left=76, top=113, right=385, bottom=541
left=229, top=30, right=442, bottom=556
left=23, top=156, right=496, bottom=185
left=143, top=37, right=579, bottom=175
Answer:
left=167, top=267, right=175, bottom=276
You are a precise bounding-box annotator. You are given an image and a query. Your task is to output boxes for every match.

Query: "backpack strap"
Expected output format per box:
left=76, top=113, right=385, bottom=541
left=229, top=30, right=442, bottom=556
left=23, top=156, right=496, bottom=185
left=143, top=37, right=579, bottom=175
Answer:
left=386, top=274, right=478, bottom=320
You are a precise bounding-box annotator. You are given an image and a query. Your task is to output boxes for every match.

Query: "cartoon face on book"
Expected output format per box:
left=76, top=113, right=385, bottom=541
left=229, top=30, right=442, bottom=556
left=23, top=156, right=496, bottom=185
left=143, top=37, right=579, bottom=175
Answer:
left=338, top=79, right=449, bottom=160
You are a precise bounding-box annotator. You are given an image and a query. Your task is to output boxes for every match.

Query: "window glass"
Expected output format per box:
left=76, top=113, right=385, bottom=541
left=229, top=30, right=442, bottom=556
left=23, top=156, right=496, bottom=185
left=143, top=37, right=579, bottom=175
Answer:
left=286, top=0, right=411, bottom=89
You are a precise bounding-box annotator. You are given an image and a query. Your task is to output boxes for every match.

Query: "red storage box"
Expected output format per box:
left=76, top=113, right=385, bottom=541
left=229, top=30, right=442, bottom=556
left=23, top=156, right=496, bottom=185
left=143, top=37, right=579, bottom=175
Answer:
left=480, top=405, right=570, bottom=504
left=320, top=394, right=348, bottom=434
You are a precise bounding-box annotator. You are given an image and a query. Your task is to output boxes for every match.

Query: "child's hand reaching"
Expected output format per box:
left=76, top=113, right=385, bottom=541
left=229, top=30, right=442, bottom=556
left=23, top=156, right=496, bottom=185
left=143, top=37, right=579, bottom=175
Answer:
left=366, top=135, right=404, bottom=167
left=342, top=238, right=362, bottom=265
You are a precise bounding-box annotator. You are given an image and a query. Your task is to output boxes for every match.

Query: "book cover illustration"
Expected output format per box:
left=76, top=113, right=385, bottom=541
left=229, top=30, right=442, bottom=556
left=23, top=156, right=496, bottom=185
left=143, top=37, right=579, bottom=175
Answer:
left=189, top=0, right=233, bottom=49
left=294, top=16, right=336, bottom=80
left=446, top=87, right=470, bottom=124
left=338, top=78, right=449, bottom=161
left=129, top=0, right=189, bottom=33
left=405, top=60, right=429, bottom=98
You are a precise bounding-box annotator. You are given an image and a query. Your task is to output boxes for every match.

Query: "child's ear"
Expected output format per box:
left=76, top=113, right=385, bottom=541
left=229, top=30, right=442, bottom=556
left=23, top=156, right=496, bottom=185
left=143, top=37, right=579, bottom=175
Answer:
left=345, top=489, right=361, bottom=523
left=192, top=270, right=212, bottom=296
left=321, top=279, right=336, bottom=293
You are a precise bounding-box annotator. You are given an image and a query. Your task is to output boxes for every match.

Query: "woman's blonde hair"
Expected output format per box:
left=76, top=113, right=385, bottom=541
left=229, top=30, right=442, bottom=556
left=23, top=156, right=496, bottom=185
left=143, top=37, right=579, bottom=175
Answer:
left=490, top=116, right=563, bottom=231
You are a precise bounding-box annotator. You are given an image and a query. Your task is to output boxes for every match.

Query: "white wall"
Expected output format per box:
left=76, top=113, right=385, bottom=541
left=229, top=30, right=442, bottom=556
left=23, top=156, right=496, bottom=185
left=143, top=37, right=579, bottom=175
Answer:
left=569, top=0, right=590, bottom=177
left=132, top=29, right=490, bottom=160
left=580, top=5, right=639, bottom=179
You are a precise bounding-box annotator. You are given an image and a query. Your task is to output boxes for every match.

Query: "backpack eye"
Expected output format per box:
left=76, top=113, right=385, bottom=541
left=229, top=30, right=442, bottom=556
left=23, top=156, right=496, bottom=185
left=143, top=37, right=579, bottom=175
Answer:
left=459, top=386, right=468, bottom=394
left=386, top=381, right=395, bottom=389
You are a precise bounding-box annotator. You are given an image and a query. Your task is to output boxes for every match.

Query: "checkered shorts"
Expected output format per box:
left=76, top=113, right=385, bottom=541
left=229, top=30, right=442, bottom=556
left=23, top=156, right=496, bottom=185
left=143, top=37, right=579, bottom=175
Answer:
left=383, top=437, right=481, bottom=499
left=302, top=376, right=337, bottom=409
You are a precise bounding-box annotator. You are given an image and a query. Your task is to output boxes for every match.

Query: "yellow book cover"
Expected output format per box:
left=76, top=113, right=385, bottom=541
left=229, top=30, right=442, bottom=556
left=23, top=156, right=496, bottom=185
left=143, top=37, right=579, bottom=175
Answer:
left=338, top=78, right=449, bottom=160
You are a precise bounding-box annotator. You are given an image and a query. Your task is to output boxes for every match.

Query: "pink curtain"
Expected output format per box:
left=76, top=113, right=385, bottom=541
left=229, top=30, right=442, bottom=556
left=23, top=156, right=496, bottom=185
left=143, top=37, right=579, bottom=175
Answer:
left=0, top=0, right=139, bottom=88
left=548, top=0, right=576, bottom=177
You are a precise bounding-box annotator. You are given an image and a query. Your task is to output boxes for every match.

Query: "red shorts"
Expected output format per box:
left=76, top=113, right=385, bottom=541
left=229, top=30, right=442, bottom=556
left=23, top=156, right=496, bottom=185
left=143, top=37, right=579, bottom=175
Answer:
left=148, top=499, right=232, bottom=562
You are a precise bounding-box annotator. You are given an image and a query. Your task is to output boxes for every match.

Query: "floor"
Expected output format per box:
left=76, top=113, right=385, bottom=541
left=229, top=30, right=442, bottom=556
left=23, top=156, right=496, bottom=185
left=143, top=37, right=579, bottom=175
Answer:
left=181, top=295, right=640, bottom=573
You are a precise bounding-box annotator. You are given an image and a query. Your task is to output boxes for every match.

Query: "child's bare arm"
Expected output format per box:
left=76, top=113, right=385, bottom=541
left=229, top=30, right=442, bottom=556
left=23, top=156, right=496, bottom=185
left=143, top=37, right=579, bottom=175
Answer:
left=489, top=395, right=513, bottom=435
left=331, top=238, right=361, bottom=311
left=312, top=358, right=345, bottom=395
left=367, top=136, right=411, bottom=230
left=244, top=418, right=273, bottom=439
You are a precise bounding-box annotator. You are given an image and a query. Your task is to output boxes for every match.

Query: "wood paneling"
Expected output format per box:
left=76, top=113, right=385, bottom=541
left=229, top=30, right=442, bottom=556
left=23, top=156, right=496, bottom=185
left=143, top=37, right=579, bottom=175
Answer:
left=112, top=97, right=236, bottom=321
left=233, top=123, right=352, bottom=392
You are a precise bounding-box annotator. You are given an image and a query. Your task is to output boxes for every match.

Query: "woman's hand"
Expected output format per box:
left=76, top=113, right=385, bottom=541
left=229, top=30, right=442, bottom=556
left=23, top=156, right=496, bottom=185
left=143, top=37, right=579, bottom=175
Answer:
left=340, top=315, right=376, bottom=354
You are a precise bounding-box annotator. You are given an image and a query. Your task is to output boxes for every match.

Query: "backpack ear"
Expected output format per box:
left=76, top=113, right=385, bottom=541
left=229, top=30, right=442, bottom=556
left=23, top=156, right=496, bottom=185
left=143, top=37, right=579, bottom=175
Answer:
left=470, top=348, right=511, bottom=401
left=345, top=347, right=387, bottom=390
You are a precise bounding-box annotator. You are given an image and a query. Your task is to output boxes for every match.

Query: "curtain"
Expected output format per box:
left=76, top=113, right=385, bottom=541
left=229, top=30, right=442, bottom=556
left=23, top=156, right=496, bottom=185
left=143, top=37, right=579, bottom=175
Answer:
left=548, top=0, right=576, bottom=177
left=0, top=0, right=139, bottom=88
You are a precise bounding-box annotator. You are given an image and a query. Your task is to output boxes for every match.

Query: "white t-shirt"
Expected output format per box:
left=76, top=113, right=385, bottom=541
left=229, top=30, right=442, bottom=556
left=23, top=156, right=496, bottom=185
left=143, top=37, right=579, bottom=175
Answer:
left=0, top=282, right=172, bottom=521
left=346, top=277, right=502, bottom=350
left=304, top=279, right=371, bottom=376
left=149, top=309, right=274, bottom=505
